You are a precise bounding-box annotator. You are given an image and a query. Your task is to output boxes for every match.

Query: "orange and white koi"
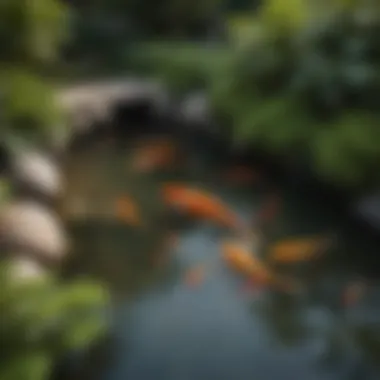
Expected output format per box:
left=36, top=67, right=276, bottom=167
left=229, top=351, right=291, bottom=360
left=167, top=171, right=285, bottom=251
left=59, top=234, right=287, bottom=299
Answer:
left=162, top=183, right=245, bottom=231
left=221, top=239, right=299, bottom=292
left=130, top=137, right=180, bottom=173
left=269, top=236, right=332, bottom=263
left=114, top=196, right=142, bottom=227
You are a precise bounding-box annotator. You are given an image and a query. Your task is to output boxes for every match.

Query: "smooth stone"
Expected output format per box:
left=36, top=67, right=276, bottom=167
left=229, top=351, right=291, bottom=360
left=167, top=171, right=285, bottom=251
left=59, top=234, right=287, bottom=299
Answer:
left=6, top=256, right=48, bottom=282
left=0, top=200, right=68, bottom=263
left=57, top=79, right=169, bottom=130
left=179, top=92, right=213, bottom=127
left=11, top=150, right=63, bottom=200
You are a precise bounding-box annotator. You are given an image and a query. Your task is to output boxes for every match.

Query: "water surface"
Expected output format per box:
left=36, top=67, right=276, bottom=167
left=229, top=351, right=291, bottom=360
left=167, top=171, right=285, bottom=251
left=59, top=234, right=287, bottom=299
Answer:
left=63, top=136, right=380, bottom=380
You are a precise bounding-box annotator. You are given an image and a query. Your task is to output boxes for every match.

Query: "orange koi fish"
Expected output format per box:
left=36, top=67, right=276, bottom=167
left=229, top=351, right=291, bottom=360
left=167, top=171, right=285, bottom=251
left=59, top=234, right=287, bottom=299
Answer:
left=115, top=196, right=142, bottom=227
left=221, top=240, right=298, bottom=292
left=222, top=165, right=261, bottom=185
left=256, top=192, right=281, bottom=226
left=269, top=236, right=331, bottom=263
left=153, top=232, right=178, bottom=268
left=130, top=138, right=180, bottom=173
left=162, top=183, right=245, bottom=231
left=342, top=281, right=367, bottom=308
left=166, top=232, right=179, bottom=249
left=184, top=265, right=206, bottom=288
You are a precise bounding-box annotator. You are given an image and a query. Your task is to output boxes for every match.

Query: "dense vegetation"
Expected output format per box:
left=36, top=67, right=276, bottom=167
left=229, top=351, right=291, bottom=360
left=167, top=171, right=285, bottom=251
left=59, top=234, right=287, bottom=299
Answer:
left=211, top=0, right=380, bottom=187
left=132, top=0, right=380, bottom=189
left=0, top=1, right=108, bottom=379
left=0, top=263, right=107, bottom=380
left=0, top=0, right=70, bottom=146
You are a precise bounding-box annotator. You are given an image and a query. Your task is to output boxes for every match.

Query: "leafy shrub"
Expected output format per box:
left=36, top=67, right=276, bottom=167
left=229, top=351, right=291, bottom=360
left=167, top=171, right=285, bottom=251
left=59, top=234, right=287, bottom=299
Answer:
left=0, top=265, right=108, bottom=380
left=210, top=0, right=380, bottom=187
left=0, top=0, right=68, bottom=145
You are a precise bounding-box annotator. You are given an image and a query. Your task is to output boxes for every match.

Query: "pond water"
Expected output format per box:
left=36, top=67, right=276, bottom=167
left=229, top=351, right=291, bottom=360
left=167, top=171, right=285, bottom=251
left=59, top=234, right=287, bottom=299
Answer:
left=61, top=133, right=380, bottom=380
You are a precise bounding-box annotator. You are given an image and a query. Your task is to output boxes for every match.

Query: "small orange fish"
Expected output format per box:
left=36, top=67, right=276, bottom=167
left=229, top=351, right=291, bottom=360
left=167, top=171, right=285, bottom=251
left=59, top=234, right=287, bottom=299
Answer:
left=257, top=192, right=281, bottom=226
left=166, top=232, right=179, bottom=249
left=115, top=196, right=142, bottom=227
left=269, top=237, right=331, bottom=263
left=153, top=232, right=178, bottom=267
left=184, top=265, right=206, bottom=288
left=221, top=239, right=298, bottom=292
left=130, top=138, right=179, bottom=172
left=162, top=183, right=244, bottom=231
left=342, top=281, right=367, bottom=307
left=222, top=165, right=260, bottom=185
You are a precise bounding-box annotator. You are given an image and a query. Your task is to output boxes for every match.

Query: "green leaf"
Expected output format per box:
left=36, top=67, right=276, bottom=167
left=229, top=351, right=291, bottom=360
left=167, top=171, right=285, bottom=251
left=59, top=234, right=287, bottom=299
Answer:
left=0, top=351, right=51, bottom=380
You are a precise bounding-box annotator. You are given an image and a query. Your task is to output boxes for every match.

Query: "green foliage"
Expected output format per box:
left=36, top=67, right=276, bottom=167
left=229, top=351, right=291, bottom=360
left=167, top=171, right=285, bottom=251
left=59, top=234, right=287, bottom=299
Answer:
left=64, top=0, right=225, bottom=68
left=103, top=0, right=223, bottom=38
left=210, top=0, right=380, bottom=187
left=0, top=0, right=68, bottom=144
left=0, top=263, right=108, bottom=380
left=0, top=0, right=69, bottom=64
left=0, top=178, right=12, bottom=205
left=0, top=69, right=62, bottom=142
left=131, top=42, right=233, bottom=93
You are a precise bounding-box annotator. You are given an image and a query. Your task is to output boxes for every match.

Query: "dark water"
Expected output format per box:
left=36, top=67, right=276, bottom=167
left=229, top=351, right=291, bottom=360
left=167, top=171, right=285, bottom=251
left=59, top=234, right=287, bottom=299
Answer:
left=62, top=136, right=380, bottom=380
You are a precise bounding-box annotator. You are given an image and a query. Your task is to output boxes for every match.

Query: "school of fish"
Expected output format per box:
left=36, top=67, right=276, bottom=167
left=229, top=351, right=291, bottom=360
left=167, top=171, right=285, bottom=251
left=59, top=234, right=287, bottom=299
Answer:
left=115, top=138, right=361, bottom=301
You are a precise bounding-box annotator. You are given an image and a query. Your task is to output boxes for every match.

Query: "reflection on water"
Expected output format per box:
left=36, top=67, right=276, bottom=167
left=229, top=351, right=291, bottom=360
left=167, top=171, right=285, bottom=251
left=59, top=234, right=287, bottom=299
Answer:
left=62, top=136, right=380, bottom=380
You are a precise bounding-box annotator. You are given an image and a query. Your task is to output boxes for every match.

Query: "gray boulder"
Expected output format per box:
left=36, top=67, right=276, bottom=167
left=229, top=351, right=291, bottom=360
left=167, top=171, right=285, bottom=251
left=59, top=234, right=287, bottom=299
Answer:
left=11, top=150, right=63, bottom=200
left=0, top=201, right=68, bottom=264
left=6, top=256, right=48, bottom=283
left=178, top=92, right=214, bottom=128
left=57, top=78, right=170, bottom=131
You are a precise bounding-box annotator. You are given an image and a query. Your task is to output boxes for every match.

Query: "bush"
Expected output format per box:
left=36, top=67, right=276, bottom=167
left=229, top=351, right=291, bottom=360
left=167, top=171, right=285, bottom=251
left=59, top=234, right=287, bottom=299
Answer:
left=210, top=0, right=380, bottom=187
left=0, top=0, right=69, bottom=145
left=0, top=265, right=108, bottom=380
left=130, top=42, right=233, bottom=94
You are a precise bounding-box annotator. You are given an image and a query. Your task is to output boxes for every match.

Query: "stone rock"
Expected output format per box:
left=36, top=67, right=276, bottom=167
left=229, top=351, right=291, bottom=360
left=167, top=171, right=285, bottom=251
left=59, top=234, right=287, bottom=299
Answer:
left=0, top=201, right=68, bottom=264
left=178, top=92, right=214, bottom=128
left=7, top=256, right=48, bottom=282
left=11, top=150, right=63, bottom=200
left=57, top=78, right=170, bottom=131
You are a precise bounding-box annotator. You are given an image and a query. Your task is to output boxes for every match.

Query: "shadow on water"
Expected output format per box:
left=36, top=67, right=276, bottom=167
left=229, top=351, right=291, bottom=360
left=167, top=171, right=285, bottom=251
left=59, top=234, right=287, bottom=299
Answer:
left=57, top=133, right=380, bottom=380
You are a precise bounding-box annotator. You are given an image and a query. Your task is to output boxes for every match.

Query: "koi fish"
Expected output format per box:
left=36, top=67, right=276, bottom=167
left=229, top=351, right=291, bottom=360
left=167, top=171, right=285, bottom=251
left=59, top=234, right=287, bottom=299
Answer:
left=222, top=165, right=261, bottom=185
left=153, top=232, right=178, bottom=268
left=342, top=281, right=367, bottom=308
left=184, top=265, right=206, bottom=288
left=114, top=196, right=142, bottom=227
left=161, top=183, right=245, bottom=231
left=130, top=138, right=179, bottom=173
left=256, top=192, right=281, bottom=226
left=166, top=232, right=179, bottom=249
left=269, top=236, right=331, bottom=263
left=221, top=239, right=299, bottom=292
